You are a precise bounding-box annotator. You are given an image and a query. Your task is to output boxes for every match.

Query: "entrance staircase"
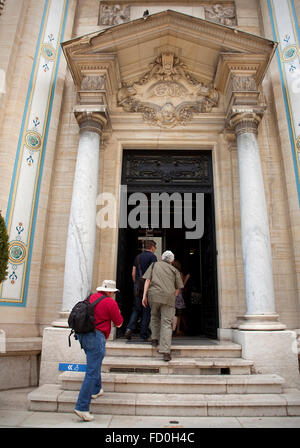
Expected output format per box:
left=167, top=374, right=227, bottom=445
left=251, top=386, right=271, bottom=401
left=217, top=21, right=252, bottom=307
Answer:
left=28, top=339, right=300, bottom=417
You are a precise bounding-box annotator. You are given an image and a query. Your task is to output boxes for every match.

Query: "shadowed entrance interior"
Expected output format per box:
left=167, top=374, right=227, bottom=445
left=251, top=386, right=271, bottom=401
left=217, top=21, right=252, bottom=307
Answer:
left=116, top=150, right=219, bottom=339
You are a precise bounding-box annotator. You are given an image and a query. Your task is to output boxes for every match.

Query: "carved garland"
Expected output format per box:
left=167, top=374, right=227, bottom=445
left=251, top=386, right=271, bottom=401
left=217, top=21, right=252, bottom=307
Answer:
left=117, top=52, right=219, bottom=128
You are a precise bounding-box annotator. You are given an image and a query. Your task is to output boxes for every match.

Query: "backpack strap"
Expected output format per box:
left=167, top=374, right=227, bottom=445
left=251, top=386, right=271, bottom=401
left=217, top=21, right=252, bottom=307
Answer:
left=150, top=261, right=156, bottom=279
left=68, top=294, right=110, bottom=347
left=90, top=294, right=109, bottom=307
left=92, top=294, right=110, bottom=328
left=68, top=329, right=75, bottom=347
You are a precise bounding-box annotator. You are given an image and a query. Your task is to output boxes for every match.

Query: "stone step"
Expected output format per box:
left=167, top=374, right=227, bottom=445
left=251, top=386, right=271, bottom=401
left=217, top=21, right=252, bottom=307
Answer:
left=60, top=371, right=284, bottom=394
left=101, top=356, right=254, bottom=375
left=105, top=340, right=242, bottom=358
left=28, top=384, right=300, bottom=417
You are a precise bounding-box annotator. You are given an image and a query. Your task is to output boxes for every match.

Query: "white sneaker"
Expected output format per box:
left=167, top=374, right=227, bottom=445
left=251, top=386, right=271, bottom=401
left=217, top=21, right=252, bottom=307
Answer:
left=91, top=388, right=104, bottom=399
left=74, top=409, right=94, bottom=421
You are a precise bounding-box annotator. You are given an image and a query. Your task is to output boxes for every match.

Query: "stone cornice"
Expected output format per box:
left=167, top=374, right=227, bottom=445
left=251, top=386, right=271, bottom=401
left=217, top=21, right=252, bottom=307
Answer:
left=62, top=11, right=276, bottom=72
left=215, top=53, right=272, bottom=93
left=90, top=12, right=273, bottom=56
left=62, top=51, right=120, bottom=103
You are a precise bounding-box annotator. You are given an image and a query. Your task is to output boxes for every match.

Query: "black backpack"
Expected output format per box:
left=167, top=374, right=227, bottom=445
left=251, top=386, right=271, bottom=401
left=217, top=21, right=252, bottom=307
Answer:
left=68, top=294, right=108, bottom=347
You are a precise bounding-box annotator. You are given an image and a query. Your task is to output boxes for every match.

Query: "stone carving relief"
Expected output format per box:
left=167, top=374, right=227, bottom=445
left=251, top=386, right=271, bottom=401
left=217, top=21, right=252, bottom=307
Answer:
left=99, top=4, right=130, bottom=26
left=205, top=3, right=237, bottom=26
left=231, top=76, right=257, bottom=92
left=81, top=75, right=105, bottom=90
left=98, top=3, right=237, bottom=27
left=0, top=0, right=5, bottom=15
left=117, top=52, right=219, bottom=128
left=124, top=153, right=211, bottom=186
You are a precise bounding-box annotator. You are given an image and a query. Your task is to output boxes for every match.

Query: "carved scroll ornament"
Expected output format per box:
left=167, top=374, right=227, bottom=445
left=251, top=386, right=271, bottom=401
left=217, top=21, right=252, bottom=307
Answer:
left=117, top=52, right=219, bottom=128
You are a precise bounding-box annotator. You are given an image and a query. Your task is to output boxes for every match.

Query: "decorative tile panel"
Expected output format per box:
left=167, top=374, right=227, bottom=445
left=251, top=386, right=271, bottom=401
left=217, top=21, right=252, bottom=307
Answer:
left=0, top=0, right=69, bottom=306
left=268, top=0, right=300, bottom=205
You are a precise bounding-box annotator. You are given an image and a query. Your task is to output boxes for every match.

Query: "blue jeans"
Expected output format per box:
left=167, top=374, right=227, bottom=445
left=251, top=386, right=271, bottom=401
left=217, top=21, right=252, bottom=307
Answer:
left=75, top=330, right=106, bottom=412
left=127, top=283, right=151, bottom=339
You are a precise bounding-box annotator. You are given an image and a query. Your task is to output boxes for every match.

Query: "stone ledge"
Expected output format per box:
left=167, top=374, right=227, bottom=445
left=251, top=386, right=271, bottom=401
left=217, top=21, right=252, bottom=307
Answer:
left=59, top=371, right=284, bottom=394
left=4, top=337, right=42, bottom=356
left=27, top=385, right=300, bottom=417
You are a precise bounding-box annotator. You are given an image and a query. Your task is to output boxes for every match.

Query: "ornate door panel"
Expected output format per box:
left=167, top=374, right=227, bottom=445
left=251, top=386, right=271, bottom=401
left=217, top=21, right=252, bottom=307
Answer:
left=122, top=150, right=213, bottom=193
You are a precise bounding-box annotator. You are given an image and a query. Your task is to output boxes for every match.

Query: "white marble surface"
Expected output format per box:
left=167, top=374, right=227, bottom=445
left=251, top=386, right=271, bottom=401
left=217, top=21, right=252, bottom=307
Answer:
left=233, top=330, right=300, bottom=389
left=237, top=132, right=276, bottom=316
left=62, top=130, right=100, bottom=311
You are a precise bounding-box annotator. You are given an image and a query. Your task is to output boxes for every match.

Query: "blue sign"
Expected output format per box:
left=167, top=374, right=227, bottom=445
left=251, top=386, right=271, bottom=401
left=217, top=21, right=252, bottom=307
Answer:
left=58, top=363, right=86, bottom=372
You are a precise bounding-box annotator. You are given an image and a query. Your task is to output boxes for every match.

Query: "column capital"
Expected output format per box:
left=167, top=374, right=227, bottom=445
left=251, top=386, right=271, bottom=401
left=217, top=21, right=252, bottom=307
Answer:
left=74, top=106, right=107, bottom=135
left=229, top=105, right=266, bottom=136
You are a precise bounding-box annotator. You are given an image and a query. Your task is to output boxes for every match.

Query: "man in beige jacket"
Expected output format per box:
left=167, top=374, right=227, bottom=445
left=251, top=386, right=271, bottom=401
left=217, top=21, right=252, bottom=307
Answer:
left=142, top=250, right=184, bottom=361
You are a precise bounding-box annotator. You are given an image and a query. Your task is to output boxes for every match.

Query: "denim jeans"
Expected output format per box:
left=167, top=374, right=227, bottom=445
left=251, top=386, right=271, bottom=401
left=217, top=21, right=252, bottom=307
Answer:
left=127, top=283, right=151, bottom=339
left=75, top=330, right=106, bottom=412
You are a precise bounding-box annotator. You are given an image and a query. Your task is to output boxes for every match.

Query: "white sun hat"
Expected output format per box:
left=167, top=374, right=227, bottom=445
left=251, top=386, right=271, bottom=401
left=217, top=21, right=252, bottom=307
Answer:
left=96, top=280, right=120, bottom=292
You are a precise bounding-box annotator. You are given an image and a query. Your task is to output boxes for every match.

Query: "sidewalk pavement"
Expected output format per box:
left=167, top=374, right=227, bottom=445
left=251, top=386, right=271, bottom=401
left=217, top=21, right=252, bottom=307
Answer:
left=1, top=387, right=300, bottom=428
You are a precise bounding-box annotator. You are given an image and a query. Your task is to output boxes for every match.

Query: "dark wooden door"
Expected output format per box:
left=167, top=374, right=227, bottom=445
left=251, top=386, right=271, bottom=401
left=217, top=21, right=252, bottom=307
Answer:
left=117, top=150, right=219, bottom=339
left=202, top=194, right=219, bottom=338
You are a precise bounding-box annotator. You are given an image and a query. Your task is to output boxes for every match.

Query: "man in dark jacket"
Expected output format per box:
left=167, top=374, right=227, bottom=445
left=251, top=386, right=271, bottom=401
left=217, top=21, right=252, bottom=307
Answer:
left=125, top=240, right=157, bottom=341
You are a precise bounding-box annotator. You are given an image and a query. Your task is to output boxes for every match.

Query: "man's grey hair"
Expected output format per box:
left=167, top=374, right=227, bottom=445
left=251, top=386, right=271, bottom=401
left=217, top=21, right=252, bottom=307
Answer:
left=161, top=250, right=175, bottom=263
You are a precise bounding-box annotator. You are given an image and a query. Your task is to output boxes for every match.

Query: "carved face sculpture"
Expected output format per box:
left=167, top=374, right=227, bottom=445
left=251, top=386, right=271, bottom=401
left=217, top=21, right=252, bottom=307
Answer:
left=158, top=103, right=176, bottom=126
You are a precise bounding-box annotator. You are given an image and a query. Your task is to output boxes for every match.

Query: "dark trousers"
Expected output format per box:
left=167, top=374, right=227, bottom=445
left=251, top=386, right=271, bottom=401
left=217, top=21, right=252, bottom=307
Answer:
left=127, top=283, right=151, bottom=339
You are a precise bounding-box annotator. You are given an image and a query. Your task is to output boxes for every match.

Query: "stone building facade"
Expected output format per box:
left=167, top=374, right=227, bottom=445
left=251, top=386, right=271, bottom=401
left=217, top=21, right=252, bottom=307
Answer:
left=0, top=0, right=300, bottom=393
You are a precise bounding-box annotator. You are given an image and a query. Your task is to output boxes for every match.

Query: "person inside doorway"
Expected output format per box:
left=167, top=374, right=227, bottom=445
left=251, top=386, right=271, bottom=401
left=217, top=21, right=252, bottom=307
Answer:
left=142, top=250, right=184, bottom=361
left=172, top=260, right=189, bottom=336
left=125, top=239, right=157, bottom=341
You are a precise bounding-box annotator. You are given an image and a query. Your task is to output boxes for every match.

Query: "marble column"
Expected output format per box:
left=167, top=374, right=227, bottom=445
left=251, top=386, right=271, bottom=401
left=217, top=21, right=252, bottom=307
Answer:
left=230, top=111, right=285, bottom=330
left=61, top=111, right=106, bottom=314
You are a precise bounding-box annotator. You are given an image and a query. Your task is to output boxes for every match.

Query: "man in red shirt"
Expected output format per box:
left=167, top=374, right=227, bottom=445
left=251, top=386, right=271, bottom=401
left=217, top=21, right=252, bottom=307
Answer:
left=74, top=280, right=123, bottom=422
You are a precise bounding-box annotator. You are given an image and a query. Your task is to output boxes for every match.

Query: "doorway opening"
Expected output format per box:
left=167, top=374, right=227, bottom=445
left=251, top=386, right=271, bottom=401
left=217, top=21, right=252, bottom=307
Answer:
left=116, top=150, right=219, bottom=339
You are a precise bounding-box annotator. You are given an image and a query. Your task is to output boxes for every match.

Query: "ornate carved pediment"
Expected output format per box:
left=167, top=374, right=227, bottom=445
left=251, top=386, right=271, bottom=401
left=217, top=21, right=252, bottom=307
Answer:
left=117, top=52, right=219, bottom=128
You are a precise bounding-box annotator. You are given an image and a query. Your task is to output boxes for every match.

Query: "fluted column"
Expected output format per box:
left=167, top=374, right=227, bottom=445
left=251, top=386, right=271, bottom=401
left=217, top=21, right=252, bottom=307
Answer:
left=230, top=109, right=285, bottom=330
left=61, top=110, right=107, bottom=312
